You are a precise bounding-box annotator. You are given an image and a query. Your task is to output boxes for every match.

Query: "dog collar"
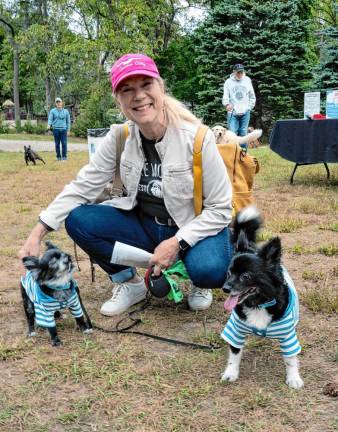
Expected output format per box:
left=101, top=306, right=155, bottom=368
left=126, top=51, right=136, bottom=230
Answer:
left=258, top=298, right=277, bottom=309
left=45, top=281, right=72, bottom=291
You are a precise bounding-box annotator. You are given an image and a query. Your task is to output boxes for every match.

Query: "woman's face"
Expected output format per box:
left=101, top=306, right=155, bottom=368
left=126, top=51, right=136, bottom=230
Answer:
left=116, top=76, right=165, bottom=128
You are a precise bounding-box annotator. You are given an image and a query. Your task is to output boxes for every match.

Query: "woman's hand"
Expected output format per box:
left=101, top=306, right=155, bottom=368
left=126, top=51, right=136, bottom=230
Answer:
left=18, top=223, right=48, bottom=273
left=149, top=236, right=180, bottom=276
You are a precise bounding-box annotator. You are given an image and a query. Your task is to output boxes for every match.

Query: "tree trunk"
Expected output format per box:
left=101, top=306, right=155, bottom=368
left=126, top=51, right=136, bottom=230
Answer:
left=13, top=45, right=21, bottom=129
left=0, top=18, right=21, bottom=129
left=45, top=76, right=52, bottom=114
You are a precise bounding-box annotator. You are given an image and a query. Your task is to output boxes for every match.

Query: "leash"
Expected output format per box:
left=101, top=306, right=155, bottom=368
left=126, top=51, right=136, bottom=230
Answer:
left=77, top=290, right=222, bottom=351
left=227, top=109, right=234, bottom=129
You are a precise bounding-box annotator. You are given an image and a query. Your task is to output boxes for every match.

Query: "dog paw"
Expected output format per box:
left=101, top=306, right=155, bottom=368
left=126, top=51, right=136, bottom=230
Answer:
left=286, top=375, right=304, bottom=389
left=83, top=328, right=93, bottom=334
left=52, top=339, right=62, bottom=347
left=221, top=368, right=239, bottom=382
left=27, top=331, right=36, bottom=337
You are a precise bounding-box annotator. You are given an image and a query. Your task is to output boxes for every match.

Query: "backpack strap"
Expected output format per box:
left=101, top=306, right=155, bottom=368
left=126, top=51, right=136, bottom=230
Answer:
left=115, top=122, right=129, bottom=180
left=193, top=125, right=209, bottom=215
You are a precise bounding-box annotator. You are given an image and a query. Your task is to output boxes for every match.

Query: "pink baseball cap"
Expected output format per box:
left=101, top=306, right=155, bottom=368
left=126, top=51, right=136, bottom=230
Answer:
left=111, top=54, right=160, bottom=92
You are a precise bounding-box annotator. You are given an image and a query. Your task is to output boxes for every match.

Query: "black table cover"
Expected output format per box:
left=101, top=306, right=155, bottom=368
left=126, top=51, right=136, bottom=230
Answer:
left=270, top=119, right=338, bottom=163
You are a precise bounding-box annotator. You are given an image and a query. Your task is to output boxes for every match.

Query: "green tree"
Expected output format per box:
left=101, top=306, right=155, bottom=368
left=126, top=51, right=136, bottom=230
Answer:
left=156, top=36, right=200, bottom=110
left=313, top=1, right=337, bottom=90
left=193, top=0, right=316, bottom=130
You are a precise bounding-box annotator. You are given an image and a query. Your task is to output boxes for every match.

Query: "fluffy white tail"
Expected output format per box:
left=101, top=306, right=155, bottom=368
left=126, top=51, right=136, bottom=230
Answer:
left=237, top=129, right=262, bottom=144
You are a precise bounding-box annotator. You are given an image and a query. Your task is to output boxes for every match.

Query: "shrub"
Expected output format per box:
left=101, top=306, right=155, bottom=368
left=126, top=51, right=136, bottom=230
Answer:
left=0, top=118, right=10, bottom=134
left=19, top=122, right=47, bottom=135
left=22, top=121, right=35, bottom=134
left=34, top=124, right=48, bottom=134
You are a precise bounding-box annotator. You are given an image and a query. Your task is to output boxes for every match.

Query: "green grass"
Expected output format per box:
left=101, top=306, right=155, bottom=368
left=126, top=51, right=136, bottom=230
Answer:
left=318, top=244, right=338, bottom=256
left=271, top=217, right=305, bottom=233
left=251, top=146, right=338, bottom=188
left=319, top=222, right=338, bottom=232
left=289, top=243, right=313, bottom=254
left=257, top=229, right=274, bottom=241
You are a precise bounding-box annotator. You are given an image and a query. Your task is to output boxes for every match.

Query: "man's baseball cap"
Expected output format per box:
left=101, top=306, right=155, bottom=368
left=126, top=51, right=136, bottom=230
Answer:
left=111, top=54, right=160, bottom=92
left=55, top=97, right=62, bottom=103
left=233, top=64, right=245, bottom=71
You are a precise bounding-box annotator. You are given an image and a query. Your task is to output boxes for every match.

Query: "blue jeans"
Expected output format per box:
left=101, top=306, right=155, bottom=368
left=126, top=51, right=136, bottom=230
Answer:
left=227, top=110, right=251, bottom=149
left=65, top=205, right=233, bottom=288
left=53, top=128, right=68, bottom=159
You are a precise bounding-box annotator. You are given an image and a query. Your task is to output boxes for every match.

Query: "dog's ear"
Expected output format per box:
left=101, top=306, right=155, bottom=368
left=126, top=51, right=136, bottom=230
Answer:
left=24, top=145, right=27, bottom=150
left=258, top=237, right=281, bottom=266
left=236, top=230, right=250, bottom=253
left=45, top=241, right=58, bottom=251
left=22, top=256, right=40, bottom=271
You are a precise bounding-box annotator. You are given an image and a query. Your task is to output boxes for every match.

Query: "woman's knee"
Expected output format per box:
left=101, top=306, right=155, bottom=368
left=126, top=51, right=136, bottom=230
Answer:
left=65, top=205, right=91, bottom=239
left=188, top=261, right=228, bottom=288
left=185, top=235, right=232, bottom=288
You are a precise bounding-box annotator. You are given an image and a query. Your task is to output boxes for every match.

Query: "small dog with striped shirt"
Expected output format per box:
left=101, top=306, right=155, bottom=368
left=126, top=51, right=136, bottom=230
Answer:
left=221, top=206, right=304, bottom=389
left=20, top=241, right=92, bottom=346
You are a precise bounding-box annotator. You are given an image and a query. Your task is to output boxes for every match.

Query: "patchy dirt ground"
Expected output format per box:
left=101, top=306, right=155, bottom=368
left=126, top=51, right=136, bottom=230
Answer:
left=0, top=149, right=337, bottom=431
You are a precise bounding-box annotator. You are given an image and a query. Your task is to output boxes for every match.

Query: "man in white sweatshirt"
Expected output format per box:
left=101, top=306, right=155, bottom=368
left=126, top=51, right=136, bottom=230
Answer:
left=222, top=64, right=256, bottom=149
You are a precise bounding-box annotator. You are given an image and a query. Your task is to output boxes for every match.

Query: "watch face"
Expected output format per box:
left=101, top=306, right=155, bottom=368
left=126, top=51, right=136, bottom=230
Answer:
left=179, top=240, right=190, bottom=251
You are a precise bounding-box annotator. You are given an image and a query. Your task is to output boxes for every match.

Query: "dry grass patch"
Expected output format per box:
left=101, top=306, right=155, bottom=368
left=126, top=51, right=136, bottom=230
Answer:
left=302, top=270, right=326, bottom=282
left=269, top=217, right=305, bottom=233
left=0, top=149, right=337, bottom=432
left=300, top=279, right=338, bottom=314
left=288, top=243, right=313, bottom=255
left=295, top=195, right=336, bottom=215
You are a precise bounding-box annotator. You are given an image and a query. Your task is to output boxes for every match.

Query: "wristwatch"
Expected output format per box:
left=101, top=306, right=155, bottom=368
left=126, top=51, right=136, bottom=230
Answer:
left=178, top=239, right=190, bottom=252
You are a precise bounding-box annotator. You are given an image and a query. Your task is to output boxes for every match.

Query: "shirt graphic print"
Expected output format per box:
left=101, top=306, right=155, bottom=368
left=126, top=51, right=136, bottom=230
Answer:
left=137, top=134, right=171, bottom=219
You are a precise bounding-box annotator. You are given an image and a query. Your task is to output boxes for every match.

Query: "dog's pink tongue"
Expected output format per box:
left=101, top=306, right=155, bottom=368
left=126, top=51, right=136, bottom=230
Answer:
left=224, top=295, right=239, bottom=312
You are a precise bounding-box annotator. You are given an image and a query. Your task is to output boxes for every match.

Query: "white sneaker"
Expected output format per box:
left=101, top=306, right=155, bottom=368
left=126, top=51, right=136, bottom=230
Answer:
left=187, top=286, right=213, bottom=311
left=100, top=279, right=147, bottom=316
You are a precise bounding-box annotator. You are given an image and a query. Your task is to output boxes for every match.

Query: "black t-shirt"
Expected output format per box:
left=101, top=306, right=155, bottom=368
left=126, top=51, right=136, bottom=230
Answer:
left=137, top=133, right=171, bottom=219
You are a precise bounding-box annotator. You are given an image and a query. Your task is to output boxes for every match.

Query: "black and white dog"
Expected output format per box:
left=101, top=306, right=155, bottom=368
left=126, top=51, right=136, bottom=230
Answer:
left=20, top=242, right=92, bottom=346
left=221, top=206, right=303, bottom=389
left=24, top=145, right=45, bottom=165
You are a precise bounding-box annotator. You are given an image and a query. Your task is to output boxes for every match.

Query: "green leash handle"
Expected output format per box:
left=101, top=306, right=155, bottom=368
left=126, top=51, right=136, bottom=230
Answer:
left=162, top=260, right=189, bottom=304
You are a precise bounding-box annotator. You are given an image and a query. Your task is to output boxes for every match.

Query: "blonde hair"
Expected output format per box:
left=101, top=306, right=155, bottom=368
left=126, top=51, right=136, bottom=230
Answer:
left=155, top=79, right=200, bottom=126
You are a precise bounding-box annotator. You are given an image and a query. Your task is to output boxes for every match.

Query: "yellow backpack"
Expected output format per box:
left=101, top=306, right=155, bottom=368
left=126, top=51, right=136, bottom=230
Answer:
left=115, top=123, right=259, bottom=214
left=193, top=125, right=259, bottom=215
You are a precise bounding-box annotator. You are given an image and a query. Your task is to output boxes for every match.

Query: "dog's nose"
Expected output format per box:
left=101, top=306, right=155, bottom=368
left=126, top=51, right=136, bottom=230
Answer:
left=222, top=284, right=231, bottom=293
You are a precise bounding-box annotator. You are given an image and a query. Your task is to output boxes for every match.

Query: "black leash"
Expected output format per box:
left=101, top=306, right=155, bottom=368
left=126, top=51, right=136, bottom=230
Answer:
left=77, top=290, right=222, bottom=352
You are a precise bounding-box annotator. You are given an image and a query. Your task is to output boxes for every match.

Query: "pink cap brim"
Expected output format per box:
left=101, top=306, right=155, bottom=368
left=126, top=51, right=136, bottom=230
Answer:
left=113, top=70, right=160, bottom=92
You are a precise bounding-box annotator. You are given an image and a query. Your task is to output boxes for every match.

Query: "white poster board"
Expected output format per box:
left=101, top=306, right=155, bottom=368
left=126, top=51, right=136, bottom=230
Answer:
left=304, top=92, right=321, bottom=118
left=326, top=89, right=338, bottom=118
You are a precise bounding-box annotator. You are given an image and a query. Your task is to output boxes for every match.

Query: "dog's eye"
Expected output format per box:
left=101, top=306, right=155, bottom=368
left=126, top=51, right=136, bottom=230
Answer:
left=226, top=270, right=232, bottom=279
left=240, top=273, right=251, bottom=282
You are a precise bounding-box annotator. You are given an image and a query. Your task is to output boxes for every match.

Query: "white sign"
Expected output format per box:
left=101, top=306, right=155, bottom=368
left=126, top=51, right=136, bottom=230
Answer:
left=326, top=89, right=338, bottom=118
left=304, top=92, right=321, bottom=118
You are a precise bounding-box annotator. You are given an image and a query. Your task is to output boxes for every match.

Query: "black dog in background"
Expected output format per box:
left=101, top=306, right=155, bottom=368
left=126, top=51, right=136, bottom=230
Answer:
left=20, top=241, right=92, bottom=346
left=24, top=145, right=45, bottom=165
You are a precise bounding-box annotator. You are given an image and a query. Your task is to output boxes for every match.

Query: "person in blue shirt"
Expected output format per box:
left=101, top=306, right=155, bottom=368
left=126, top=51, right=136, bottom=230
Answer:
left=48, top=97, right=71, bottom=161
